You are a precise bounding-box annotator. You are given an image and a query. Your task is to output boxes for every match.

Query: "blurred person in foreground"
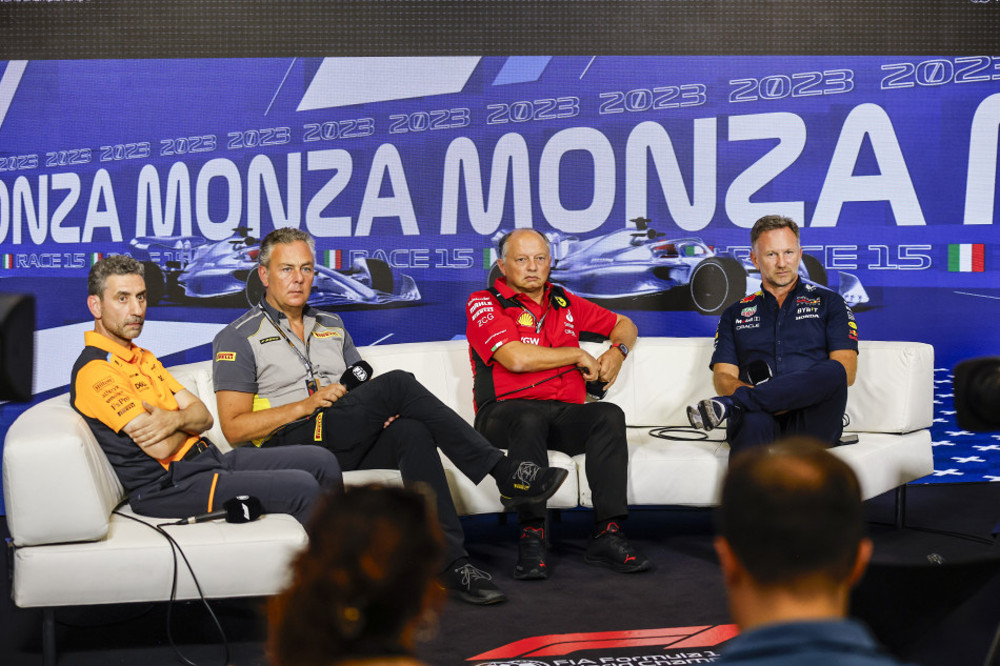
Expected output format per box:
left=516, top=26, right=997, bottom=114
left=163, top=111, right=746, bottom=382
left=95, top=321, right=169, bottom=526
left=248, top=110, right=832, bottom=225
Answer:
left=714, top=437, right=910, bottom=665
left=270, top=485, right=444, bottom=666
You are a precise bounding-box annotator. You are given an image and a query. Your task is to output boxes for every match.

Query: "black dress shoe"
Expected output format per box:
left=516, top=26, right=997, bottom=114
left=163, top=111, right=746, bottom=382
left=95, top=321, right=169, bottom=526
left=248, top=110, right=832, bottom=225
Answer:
left=439, top=559, right=507, bottom=605
left=584, top=522, right=652, bottom=573
left=497, top=461, right=569, bottom=509
left=513, top=526, right=549, bottom=580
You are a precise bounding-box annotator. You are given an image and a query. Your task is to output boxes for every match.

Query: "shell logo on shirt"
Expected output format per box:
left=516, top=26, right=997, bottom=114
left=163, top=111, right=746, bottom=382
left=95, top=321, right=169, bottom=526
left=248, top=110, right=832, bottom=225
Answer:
left=517, top=312, right=535, bottom=327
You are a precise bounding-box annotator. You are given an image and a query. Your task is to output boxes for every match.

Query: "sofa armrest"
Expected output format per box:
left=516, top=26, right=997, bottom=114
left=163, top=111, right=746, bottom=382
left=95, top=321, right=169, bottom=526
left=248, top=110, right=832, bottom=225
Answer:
left=847, top=341, right=934, bottom=433
left=3, top=396, right=124, bottom=547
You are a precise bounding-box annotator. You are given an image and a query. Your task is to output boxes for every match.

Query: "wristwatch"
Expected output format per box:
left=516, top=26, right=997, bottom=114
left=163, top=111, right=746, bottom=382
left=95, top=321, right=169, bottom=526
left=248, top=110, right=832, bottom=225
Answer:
left=611, top=342, right=629, bottom=358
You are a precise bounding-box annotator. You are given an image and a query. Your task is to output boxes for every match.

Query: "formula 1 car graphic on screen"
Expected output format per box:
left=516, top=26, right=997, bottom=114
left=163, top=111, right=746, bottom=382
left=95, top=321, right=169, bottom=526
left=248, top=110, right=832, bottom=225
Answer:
left=129, top=227, right=421, bottom=308
left=490, top=218, right=868, bottom=315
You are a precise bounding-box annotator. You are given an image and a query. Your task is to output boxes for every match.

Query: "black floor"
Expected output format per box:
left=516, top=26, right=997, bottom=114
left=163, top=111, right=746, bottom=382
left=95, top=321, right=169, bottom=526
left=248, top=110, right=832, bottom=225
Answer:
left=4, top=483, right=1000, bottom=666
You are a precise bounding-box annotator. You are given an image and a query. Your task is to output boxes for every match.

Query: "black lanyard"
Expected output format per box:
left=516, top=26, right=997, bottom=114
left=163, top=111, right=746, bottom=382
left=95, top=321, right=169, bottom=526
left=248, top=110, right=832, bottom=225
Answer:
left=259, top=305, right=319, bottom=393
left=517, top=302, right=549, bottom=334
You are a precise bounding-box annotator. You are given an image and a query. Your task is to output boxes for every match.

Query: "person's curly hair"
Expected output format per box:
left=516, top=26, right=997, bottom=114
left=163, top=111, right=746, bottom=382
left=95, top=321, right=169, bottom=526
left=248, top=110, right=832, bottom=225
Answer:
left=269, top=485, right=444, bottom=666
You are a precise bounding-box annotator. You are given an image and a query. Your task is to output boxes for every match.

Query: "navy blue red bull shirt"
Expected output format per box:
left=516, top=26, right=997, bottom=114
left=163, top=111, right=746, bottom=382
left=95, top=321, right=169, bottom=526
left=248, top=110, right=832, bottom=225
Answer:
left=710, top=278, right=858, bottom=381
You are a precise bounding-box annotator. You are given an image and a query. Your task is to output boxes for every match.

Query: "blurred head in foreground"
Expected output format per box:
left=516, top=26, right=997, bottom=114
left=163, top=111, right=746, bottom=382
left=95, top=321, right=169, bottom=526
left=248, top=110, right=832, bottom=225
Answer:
left=270, top=485, right=445, bottom=666
left=715, top=437, right=872, bottom=631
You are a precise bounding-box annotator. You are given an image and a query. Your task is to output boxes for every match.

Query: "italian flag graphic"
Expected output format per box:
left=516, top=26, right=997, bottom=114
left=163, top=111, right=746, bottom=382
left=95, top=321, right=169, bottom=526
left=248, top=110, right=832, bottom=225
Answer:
left=89, top=252, right=103, bottom=266
left=948, top=244, right=984, bottom=273
left=2, top=254, right=13, bottom=269
left=323, top=249, right=342, bottom=270
left=483, top=248, right=498, bottom=268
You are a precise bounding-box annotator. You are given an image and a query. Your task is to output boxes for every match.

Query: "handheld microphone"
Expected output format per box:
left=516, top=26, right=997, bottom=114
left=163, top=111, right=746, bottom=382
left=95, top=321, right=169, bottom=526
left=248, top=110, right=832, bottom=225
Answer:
left=171, top=495, right=262, bottom=526
left=586, top=379, right=608, bottom=400
left=746, top=360, right=773, bottom=386
left=340, top=361, right=373, bottom=390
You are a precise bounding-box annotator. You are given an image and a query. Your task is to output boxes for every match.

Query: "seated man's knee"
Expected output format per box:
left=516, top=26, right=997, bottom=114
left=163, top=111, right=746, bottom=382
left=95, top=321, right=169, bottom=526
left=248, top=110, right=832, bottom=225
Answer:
left=275, top=469, right=323, bottom=500
left=503, top=406, right=552, bottom=437
left=309, top=447, right=343, bottom=483
left=729, top=411, right=780, bottom=451
left=590, top=402, right=626, bottom=429
left=383, top=418, right=437, bottom=455
left=379, top=368, right=417, bottom=385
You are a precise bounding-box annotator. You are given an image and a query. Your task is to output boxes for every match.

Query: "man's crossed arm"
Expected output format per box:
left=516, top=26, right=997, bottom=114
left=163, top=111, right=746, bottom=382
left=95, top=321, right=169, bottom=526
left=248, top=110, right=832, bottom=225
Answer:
left=123, top=389, right=213, bottom=460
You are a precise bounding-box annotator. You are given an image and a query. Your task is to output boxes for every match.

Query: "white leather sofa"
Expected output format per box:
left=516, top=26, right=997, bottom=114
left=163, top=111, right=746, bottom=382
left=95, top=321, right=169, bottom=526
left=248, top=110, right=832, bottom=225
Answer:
left=2, top=337, right=935, bottom=664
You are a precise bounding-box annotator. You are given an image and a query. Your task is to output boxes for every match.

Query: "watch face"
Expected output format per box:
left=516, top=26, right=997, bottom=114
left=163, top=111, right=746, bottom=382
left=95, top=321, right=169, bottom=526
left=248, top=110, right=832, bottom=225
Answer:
left=616, top=343, right=629, bottom=357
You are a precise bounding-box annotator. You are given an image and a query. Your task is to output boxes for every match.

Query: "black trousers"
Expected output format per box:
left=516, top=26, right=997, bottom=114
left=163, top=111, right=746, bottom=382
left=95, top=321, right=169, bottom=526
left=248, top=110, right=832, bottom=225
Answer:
left=130, top=444, right=342, bottom=525
left=268, top=370, right=505, bottom=564
left=476, top=399, right=628, bottom=524
left=726, top=359, right=849, bottom=455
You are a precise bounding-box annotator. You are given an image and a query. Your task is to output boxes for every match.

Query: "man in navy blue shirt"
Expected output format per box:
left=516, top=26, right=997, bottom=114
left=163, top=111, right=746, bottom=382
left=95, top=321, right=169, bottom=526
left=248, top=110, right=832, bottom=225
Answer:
left=688, top=215, right=859, bottom=454
left=713, top=438, right=908, bottom=665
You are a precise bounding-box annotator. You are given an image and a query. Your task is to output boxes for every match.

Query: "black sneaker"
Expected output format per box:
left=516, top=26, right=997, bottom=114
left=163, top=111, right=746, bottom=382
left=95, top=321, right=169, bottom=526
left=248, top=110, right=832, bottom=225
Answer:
left=513, top=526, right=549, bottom=580
left=497, top=461, right=569, bottom=509
left=687, top=396, right=734, bottom=432
left=439, top=559, right=507, bottom=605
left=584, top=523, right=652, bottom=573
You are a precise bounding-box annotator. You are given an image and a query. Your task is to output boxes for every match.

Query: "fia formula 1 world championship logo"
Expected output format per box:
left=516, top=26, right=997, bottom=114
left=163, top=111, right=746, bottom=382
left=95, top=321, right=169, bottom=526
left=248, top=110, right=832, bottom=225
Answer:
left=469, top=625, right=738, bottom=662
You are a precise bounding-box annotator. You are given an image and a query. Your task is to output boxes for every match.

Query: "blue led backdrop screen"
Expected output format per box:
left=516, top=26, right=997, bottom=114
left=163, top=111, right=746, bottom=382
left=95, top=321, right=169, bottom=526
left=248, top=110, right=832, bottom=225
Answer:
left=1, top=55, right=999, bottom=487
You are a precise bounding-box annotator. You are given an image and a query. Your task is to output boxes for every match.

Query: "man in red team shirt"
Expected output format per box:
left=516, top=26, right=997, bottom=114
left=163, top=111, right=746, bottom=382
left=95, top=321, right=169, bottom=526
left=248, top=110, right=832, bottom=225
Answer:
left=466, top=228, right=651, bottom=580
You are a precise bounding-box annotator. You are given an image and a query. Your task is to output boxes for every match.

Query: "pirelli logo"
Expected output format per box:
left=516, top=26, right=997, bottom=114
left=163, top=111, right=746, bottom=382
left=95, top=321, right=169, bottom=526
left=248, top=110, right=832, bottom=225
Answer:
left=215, top=352, right=237, bottom=362
left=313, top=329, right=342, bottom=339
left=313, top=412, right=324, bottom=441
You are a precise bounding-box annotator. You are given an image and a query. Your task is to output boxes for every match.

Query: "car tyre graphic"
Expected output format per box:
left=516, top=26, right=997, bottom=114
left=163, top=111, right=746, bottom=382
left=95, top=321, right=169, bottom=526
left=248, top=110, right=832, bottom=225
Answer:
left=245, top=269, right=265, bottom=307
left=141, top=261, right=165, bottom=306
left=359, top=258, right=394, bottom=293
left=801, top=253, right=828, bottom=286
left=688, top=257, right=746, bottom=315
left=486, top=263, right=503, bottom=288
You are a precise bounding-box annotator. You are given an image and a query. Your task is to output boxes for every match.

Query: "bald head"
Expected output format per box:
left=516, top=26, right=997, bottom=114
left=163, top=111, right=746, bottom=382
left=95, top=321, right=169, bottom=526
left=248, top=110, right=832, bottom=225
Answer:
left=498, top=228, right=550, bottom=260
left=496, top=229, right=552, bottom=299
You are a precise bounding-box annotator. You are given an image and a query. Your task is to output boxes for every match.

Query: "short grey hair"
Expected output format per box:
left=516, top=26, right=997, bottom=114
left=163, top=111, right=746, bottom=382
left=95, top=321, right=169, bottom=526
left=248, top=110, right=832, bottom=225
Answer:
left=88, top=255, right=143, bottom=297
left=259, top=228, right=316, bottom=267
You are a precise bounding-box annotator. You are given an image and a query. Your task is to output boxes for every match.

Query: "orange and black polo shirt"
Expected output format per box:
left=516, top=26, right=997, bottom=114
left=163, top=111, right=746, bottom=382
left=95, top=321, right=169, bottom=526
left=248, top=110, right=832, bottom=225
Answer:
left=71, top=331, right=198, bottom=491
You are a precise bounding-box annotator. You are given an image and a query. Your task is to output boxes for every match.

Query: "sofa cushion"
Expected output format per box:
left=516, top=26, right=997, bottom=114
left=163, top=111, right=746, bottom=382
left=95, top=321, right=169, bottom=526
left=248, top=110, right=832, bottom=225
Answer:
left=9, top=508, right=306, bottom=608
left=168, top=360, right=233, bottom=451
left=3, top=395, right=124, bottom=547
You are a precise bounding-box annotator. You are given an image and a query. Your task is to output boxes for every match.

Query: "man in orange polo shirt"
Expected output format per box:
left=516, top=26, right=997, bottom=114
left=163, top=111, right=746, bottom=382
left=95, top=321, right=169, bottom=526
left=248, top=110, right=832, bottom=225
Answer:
left=71, top=255, right=341, bottom=524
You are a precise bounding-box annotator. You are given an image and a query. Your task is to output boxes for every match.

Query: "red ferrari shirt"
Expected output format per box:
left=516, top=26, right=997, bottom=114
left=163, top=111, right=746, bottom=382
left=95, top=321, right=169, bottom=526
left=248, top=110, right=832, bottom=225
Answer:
left=466, top=278, right=617, bottom=411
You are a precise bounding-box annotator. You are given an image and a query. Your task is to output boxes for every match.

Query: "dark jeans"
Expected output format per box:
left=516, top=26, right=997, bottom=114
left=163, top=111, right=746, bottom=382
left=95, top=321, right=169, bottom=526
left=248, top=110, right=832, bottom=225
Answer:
left=726, top=359, right=849, bottom=455
left=130, top=444, right=342, bottom=525
left=268, top=370, right=505, bottom=564
left=476, top=399, right=628, bottom=524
